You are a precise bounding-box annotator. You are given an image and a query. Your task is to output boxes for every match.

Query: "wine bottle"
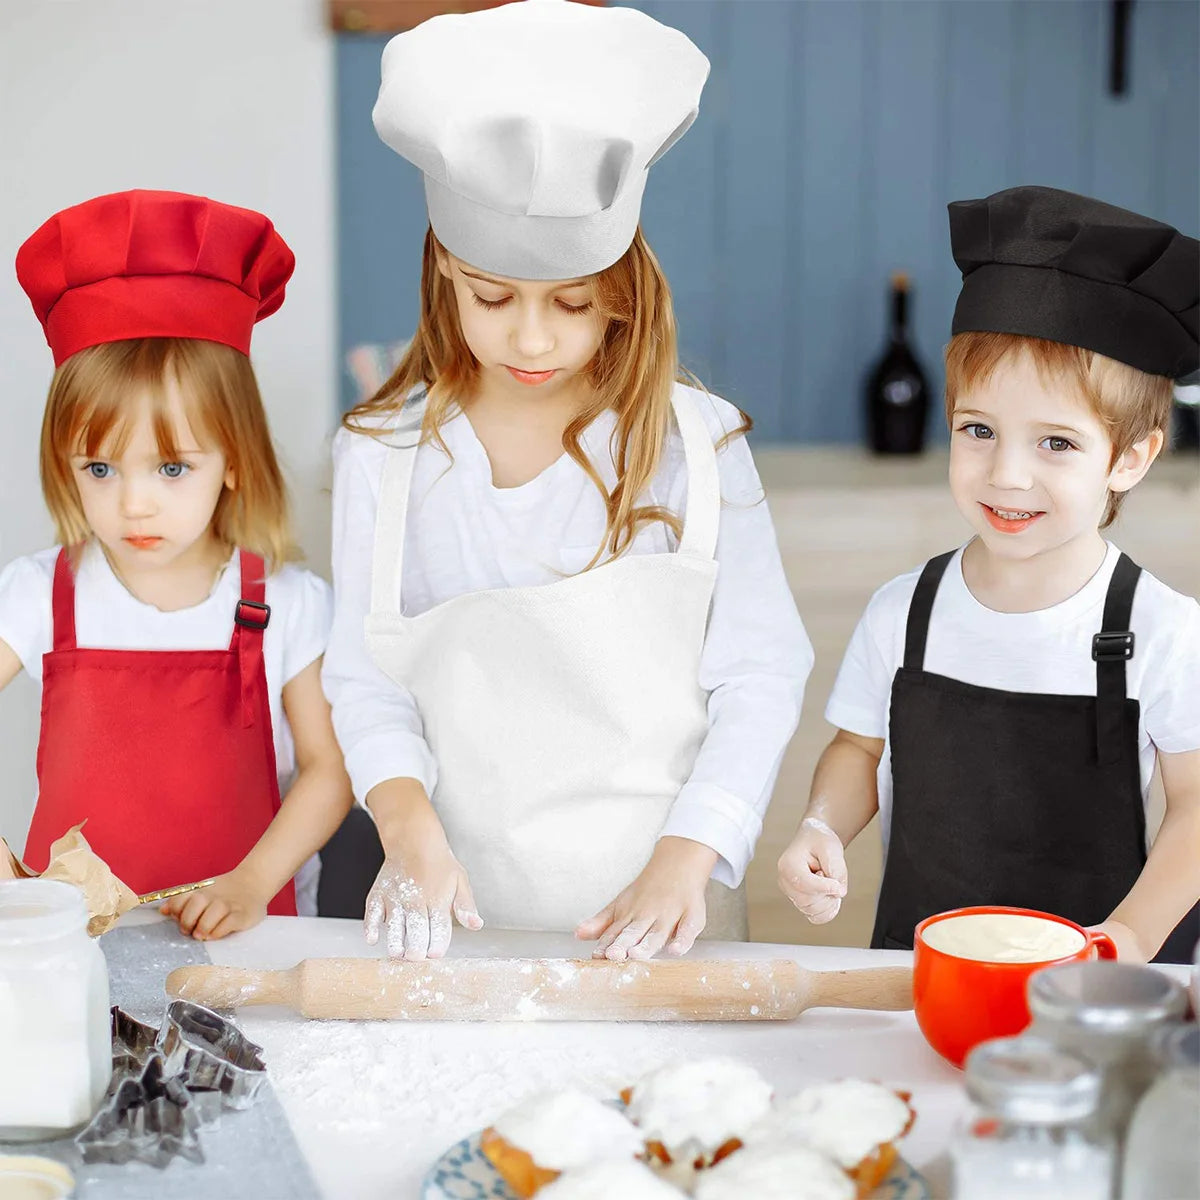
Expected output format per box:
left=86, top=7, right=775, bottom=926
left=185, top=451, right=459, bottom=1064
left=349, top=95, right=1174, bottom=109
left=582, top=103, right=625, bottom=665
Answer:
left=866, top=272, right=930, bottom=455
left=1170, top=383, right=1199, bottom=453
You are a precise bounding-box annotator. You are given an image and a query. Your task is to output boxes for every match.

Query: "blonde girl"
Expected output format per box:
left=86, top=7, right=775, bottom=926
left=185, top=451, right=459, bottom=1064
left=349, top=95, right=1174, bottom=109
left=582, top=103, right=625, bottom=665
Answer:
left=4, top=189, right=351, bottom=934
left=323, top=1, right=812, bottom=961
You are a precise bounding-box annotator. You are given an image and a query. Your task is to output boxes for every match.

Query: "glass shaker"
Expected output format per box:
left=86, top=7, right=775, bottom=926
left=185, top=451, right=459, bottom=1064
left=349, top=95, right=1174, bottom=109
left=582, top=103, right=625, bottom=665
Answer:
left=1121, top=1023, right=1200, bottom=1200
left=1027, top=960, right=1186, bottom=1149
left=0, top=878, right=111, bottom=1141
left=950, top=1034, right=1113, bottom=1200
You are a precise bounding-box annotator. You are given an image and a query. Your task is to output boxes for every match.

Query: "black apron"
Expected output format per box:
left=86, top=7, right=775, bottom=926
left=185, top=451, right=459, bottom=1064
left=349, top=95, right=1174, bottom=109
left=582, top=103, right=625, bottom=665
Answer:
left=871, top=549, right=1199, bottom=965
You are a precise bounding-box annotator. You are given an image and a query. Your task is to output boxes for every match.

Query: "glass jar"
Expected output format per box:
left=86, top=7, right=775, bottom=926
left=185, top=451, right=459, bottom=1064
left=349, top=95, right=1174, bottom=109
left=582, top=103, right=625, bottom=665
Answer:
left=0, top=879, right=111, bottom=1141
left=1121, top=1023, right=1200, bottom=1200
left=1026, top=960, right=1186, bottom=1148
left=950, top=1034, right=1113, bottom=1200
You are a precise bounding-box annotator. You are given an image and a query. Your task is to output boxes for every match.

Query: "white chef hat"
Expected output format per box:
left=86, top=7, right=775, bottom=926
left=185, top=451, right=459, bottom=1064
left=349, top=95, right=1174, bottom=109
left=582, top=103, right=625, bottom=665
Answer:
left=372, top=0, right=710, bottom=280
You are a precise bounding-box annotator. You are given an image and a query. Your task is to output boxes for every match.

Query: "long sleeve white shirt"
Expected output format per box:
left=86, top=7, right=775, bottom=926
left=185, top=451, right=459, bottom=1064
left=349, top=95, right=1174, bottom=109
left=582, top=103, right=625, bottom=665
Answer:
left=322, top=383, right=813, bottom=886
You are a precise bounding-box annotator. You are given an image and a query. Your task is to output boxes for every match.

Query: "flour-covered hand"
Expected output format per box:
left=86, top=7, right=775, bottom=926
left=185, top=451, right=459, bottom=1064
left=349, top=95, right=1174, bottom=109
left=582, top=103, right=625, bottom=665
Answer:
left=777, top=817, right=848, bottom=925
left=574, top=836, right=717, bottom=961
left=364, top=841, right=482, bottom=961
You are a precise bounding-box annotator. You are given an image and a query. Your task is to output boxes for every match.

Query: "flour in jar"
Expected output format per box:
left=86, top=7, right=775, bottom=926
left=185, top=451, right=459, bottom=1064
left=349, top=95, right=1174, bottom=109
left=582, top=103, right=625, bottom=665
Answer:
left=0, top=881, right=110, bottom=1136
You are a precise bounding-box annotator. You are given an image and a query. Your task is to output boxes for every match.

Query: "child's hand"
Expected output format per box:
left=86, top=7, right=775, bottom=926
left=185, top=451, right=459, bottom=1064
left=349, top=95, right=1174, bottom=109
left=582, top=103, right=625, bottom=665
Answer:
left=364, top=842, right=482, bottom=962
left=160, top=868, right=270, bottom=940
left=575, top=836, right=716, bottom=961
left=778, top=817, right=848, bottom=924
left=1088, top=919, right=1146, bottom=963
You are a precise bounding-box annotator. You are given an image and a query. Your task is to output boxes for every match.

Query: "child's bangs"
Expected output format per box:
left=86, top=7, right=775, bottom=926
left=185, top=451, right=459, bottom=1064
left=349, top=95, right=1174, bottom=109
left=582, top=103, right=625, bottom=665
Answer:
left=947, top=333, right=1082, bottom=407
left=68, top=343, right=218, bottom=462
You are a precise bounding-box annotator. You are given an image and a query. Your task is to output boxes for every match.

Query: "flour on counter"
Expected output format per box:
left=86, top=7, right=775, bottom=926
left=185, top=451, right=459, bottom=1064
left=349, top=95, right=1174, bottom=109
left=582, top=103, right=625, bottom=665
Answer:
left=261, top=1015, right=690, bottom=1147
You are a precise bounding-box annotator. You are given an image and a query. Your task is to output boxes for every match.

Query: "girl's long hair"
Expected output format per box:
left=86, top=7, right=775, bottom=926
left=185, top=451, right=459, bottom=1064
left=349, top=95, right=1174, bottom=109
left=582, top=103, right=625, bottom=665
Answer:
left=345, top=227, right=750, bottom=565
left=41, top=338, right=295, bottom=567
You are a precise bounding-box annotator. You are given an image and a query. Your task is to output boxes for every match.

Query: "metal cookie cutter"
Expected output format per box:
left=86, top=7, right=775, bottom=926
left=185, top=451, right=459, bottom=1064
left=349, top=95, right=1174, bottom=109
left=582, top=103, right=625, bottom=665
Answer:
left=109, top=1006, right=158, bottom=1080
left=155, top=1000, right=267, bottom=1110
left=76, top=1054, right=206, bottom=1168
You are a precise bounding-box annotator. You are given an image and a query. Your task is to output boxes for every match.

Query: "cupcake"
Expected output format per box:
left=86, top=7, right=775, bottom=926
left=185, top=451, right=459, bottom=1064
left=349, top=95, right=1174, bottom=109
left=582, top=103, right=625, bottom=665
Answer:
left=623, top=1057, right=773, bottom=1169
left=538, top=1159, right=684, bottom=1199
left=693, top=1143, right=856, bottom=1200
left=480, top=1088, right=645, bottom=1197
left=744, top=1080, right=915, bottom=1197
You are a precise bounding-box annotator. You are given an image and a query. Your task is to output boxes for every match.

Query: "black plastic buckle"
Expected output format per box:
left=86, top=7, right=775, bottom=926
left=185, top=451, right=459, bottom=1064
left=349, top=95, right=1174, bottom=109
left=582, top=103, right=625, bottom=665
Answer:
left=1092, top=630, right=1134, bottom=661
left=234, top=600, right=271, bottom=631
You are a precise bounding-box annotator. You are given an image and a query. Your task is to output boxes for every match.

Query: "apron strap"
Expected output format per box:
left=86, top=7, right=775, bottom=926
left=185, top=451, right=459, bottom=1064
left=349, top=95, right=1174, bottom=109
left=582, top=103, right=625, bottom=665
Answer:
left=1093, top=552, right=1141, bottom=765
left=372, top=430, right=422, bottom=614
left=51, top=547, right=78, bottom=652
left=902, top=551, right=955, bottom=671
left=671, top=390, right=721, bottom=561
left=232, top=550, right=270, bottom=728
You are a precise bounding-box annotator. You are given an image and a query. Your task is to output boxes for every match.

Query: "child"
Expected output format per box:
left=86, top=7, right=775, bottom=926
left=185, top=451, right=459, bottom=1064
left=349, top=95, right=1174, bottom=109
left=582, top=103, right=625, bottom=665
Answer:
left=323, top=0, right=813, bottom=962
left=3, top=189, right=352, bottom=934
left=779, top=186, right=1200, bottom=964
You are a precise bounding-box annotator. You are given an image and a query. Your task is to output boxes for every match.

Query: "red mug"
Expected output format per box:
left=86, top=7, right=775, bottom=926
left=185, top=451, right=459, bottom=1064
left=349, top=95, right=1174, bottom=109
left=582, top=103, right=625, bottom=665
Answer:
left=913, top=905, right=1117, bottom=1068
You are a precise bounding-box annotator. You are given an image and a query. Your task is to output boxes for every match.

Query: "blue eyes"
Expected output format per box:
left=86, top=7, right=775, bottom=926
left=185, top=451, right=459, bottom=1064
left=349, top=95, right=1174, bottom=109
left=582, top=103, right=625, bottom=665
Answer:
left=81, top=462, right=192, bottom=479
left=956, top=424, right=1076, bottom=453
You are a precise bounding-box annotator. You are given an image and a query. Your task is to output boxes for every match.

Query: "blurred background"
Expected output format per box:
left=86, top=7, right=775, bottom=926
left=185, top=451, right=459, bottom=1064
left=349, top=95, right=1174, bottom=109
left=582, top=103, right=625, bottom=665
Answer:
left=1, top=0, right=1196, bottom=946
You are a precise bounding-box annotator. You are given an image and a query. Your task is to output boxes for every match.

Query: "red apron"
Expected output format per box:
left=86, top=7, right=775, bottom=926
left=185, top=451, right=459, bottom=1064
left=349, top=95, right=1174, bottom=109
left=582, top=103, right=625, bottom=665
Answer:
left=24, top=547, right=297, bottom=915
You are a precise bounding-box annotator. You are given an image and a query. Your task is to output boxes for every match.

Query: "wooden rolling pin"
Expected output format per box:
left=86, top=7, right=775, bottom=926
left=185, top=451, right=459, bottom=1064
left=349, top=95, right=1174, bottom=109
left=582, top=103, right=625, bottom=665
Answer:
left=165, top=958, right=912, bottom=1022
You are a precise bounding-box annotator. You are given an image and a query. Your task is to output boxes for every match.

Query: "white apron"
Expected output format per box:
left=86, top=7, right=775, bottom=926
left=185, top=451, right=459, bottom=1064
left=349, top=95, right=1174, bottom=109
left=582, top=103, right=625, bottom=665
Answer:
left=365, top=389, right=747, bottom=936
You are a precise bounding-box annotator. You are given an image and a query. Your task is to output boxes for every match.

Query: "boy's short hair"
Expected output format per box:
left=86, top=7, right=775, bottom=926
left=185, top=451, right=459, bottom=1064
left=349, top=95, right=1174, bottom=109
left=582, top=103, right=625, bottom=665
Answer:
left=944, top=331, right=1173, bottom=528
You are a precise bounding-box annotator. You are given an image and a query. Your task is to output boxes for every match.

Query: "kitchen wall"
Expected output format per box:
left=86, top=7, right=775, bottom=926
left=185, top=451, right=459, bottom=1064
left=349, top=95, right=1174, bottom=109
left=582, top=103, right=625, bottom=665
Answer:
left=335, top=0, right=1199, bottom=441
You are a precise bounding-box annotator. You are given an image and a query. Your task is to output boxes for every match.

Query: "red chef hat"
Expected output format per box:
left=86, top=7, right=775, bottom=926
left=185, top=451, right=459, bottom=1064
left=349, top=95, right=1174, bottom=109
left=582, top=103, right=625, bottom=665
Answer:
left=16, top=190, right=295, bottom=366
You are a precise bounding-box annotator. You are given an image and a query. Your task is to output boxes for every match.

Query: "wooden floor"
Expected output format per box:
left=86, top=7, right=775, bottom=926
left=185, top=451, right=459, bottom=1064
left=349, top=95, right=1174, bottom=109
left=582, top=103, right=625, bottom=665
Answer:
left=745, top=449, right=1200, bottom=947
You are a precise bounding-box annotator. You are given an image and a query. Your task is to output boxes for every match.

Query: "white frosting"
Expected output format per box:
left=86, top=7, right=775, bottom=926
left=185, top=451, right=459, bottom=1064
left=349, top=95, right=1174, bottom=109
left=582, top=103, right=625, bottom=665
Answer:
left=538, top=1159, right=683, bottom=1199
left=921, top=913, right=1085, bottom=963
left=693, top=1143, right=856, bottom=1200
left=626, top=1058, right=773, bottom=1155
left=491, top=1088, right=644, bottom=1171
left=744, top=1080, right=910, bottom=1168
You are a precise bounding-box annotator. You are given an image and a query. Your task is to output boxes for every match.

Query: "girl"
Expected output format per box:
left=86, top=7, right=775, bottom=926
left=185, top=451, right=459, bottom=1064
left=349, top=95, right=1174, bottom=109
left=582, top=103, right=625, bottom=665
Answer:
left=3, top=189, right=352, bottom=934
left=323, top=0, right=814, bottom=962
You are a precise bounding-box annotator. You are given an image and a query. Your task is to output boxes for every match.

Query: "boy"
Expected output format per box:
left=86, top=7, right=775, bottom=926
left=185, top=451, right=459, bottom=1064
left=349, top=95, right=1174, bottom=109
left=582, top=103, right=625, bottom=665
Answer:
left=779, top=186, right=1199, bottom=963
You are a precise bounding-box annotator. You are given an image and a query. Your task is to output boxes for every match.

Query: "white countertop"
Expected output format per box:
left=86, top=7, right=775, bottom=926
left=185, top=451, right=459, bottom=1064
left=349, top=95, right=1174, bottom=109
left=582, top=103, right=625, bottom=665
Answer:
left=193, top=916, right=959, bottom=1199
left=153, top=915, right=1189, bottom=1200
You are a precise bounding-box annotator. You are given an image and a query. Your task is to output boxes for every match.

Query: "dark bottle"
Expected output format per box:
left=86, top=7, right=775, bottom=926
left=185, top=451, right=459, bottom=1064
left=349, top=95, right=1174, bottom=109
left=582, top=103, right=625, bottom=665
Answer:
left=866, top=272, right=930, bottom=454
left=1170, top=387, right=1199, bottom=453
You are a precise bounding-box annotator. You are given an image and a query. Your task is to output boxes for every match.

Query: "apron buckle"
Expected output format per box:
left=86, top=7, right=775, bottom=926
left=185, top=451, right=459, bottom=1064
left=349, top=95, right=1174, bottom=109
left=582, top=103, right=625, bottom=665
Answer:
left=1092, top=630, right=1134, bottom=661
left=234, top=600, right=271, bottom=631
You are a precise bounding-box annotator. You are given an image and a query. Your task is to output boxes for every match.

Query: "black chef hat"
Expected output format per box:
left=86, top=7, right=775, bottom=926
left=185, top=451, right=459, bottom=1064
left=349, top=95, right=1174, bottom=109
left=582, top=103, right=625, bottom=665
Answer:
left=949, top=186, right=1198, bottom=381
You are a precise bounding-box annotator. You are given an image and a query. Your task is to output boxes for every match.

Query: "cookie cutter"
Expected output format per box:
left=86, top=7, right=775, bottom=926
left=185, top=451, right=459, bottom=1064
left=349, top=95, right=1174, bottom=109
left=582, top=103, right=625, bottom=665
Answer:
left=155, top=999, right=267, bottom=1110
left=109, top=1006, right=158, bottom=1080
left=74, top=1002, right=264, bottom=1168
left=76, top=1053, right=206, bottom=1168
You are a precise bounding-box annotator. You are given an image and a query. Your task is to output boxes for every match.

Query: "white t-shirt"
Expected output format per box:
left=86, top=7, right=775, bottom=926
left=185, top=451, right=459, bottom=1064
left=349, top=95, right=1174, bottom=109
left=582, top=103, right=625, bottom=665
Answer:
left=322, top=383, right=815, bottom=887
left=0, top=542, right=333, bottom=913
left=826, top=542, right=1200, bottom=852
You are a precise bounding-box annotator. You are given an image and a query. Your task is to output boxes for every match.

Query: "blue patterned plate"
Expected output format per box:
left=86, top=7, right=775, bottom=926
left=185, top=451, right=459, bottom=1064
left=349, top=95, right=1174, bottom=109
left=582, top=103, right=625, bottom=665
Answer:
left=422, top=1131, right=930, bottom=1199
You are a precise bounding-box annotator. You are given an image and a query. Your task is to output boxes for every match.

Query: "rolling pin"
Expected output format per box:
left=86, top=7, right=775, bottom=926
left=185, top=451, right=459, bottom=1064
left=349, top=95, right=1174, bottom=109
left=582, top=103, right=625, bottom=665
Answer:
left=165, top=958, right=912, bottom=1021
